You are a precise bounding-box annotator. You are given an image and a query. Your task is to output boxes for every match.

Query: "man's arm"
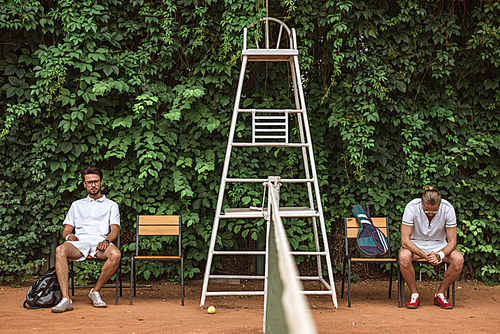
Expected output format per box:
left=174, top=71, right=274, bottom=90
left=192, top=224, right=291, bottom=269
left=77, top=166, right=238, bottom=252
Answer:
left=62, top=224, right=78, bottom=241
left=96, top=224, right=120, bottom=251
left=401, top=224, right=427, bottom=258
left=440, top=226, right=458, bottom=257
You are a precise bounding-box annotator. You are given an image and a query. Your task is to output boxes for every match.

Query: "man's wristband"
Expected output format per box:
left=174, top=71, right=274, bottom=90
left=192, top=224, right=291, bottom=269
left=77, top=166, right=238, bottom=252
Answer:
left=65, top=234, right=70, bottom=241
left=104, top=239, right=110, bottom=244
left=438, top=251, right=445, bottom=261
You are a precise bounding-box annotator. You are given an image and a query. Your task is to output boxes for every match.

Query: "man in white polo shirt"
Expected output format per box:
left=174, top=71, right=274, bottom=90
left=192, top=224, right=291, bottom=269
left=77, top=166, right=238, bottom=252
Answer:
left=399, top=186, right=464, bottom=309
left=52, top=166, right=121, bottom=313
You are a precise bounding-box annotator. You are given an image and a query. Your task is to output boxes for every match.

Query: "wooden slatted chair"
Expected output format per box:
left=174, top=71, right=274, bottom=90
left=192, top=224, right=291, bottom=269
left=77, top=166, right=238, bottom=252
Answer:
left=130, top=215, right=184, bottom=305
left=69, top=234, right=122, bottom=305
left=341, top=216, right=400, bottom=307
left=399, top=258, right=455, bottom=307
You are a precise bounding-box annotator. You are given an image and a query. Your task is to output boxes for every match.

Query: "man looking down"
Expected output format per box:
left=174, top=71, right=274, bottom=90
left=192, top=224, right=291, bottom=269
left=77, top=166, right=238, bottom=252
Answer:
left=399, top=186, right=464, bottom=309
left=51, top=166, right=121, bottom=313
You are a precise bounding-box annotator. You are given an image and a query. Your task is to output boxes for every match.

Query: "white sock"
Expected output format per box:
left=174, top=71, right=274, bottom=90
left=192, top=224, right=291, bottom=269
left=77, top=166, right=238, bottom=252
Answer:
left=411, top=293, right=419, bottom=298
left=435, top=293, right=444, bottom=297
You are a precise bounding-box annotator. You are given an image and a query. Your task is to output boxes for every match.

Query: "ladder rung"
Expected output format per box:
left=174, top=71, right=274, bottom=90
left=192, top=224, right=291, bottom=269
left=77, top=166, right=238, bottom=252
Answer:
left=205, top=291, right=265, bottom=296
left=239, top=109, right=304, bottom=113
left=232, top=142, right=308, bottom=147
left=298, top=276, right=321, bottom=280
left=299, top=291, right=334, bottom=295
left=225, top=178, right=314, bottom=183
left=254, top=129, right=287, bottom=133
left=254, top=136, right=287, bottom=140
left=221, top=207, right=319, bottom=219
left=255, top=115, right=287, bottom=119
left=209, top=275, right=265, bottom=280
left=255, top=123, right=286, bottom=127
left=289, top=252, right=326, bottom=256
left=212, top=251, right=267, bottom=255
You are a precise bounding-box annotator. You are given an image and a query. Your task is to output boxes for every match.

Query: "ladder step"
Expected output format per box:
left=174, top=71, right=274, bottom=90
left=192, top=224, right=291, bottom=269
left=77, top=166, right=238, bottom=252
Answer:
left=242, top=49, right=299, bottom=62
left=289, top=252, right=327, bottom=256
left=232, top=142, right=308, bottom=147
left=239, top=108, right=304, bottom=114
left=209, top=275, right=265, bottom=280
left=212, top=251, right=267, bottom=255
left=225, top=178, right=314, bottom=183
left=255, top=116, right=287, bottom=120
left=221, top=207, right=319, bottom=219
left=254, top=129, right=287, bottom=133
left=254, top=136, right=287, bottom=140
left=299, top=291, right=334, bottom=295
left=255, top=123, right=286, bottom=126
left=205, top=291, right=265, bottom=296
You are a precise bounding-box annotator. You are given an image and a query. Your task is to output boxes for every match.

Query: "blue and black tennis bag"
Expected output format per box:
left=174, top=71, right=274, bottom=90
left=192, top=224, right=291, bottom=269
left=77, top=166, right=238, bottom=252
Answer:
left=352, top=205, right=389, bottom=257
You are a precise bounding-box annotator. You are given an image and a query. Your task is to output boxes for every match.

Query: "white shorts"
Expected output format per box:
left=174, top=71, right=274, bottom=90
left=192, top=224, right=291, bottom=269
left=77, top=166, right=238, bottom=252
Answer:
left=412, top=240, right=448, bottom=254
left=66, top=236, right=111, bottom=261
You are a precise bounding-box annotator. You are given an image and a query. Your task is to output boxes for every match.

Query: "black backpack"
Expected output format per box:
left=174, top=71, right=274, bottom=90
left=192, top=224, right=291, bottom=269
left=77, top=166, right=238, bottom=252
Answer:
left=23, top=267, right=62, bottom=309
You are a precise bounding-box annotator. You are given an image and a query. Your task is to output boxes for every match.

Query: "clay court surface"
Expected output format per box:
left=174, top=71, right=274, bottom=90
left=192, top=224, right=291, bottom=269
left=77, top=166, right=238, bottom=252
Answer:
left=2, top=278, right=500, bottom=333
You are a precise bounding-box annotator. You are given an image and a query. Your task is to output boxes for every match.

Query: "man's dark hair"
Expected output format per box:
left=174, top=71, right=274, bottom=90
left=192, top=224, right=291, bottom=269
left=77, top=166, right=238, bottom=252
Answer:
left=81, top=166, right=103, bottom=182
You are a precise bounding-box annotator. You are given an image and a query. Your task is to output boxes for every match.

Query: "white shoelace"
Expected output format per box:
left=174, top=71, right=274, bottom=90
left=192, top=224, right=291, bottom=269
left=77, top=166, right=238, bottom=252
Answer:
left=410, top=294, right=419, bottom=303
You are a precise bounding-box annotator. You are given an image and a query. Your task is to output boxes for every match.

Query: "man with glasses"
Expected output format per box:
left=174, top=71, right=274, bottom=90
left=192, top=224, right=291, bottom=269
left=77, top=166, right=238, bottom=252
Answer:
left=399, top=186, right=463, bottom=309
left=52, top=166, right=121, bottom=313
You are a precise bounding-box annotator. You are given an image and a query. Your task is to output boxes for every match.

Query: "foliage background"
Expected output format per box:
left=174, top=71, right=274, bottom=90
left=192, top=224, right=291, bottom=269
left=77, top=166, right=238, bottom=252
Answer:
left=1, top=0, right=500, bottom=285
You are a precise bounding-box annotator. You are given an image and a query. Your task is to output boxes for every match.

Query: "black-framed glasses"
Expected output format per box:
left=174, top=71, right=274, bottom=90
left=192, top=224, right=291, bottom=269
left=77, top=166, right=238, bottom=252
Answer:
left=84, top=180, right=100, bottom=186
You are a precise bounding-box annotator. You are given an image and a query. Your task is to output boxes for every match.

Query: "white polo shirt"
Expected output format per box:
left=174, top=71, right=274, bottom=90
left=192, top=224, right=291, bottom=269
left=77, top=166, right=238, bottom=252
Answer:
left=63, top=195, right=120, bottom=240
left=402, top=198, right=456, bottom=244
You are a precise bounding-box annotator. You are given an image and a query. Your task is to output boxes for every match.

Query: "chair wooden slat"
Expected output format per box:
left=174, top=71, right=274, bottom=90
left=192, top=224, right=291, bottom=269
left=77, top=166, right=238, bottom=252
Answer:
left=138, top=225, right=179, bottom=236
left=138, top=215, right=179, bottom=225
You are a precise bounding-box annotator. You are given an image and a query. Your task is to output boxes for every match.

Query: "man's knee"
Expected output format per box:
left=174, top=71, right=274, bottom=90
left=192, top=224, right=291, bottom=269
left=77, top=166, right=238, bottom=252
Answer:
left=55, top=244, right=68, bottom=260
left=107, top=249, right=121, bottom=265
left=399, top=248, right=413, bottom=266
left=449, top=250, right=464, bottom=270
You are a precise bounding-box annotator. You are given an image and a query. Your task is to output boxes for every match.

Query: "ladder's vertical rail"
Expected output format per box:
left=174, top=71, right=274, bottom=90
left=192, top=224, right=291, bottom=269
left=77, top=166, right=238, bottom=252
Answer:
left=252, top=110, right=256, bottom=145
left=262, top=180, right=271, bottom=333
left=200, top=57, right=249, bottom=308
left=292, top=47, right=338, bottom=308
left=289, top=49, right=323, bottom=280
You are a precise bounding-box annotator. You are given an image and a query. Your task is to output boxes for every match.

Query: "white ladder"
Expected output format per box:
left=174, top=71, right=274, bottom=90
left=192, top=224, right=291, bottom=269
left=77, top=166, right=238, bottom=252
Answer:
left=200, top=16, right=338, bottom=312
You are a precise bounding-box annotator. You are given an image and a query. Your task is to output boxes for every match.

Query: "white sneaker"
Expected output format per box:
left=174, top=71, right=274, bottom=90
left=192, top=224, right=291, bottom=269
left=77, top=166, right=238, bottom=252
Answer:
left=51, top=298, right=73, bottom=313
left=88, top=289, right=107, bottom=308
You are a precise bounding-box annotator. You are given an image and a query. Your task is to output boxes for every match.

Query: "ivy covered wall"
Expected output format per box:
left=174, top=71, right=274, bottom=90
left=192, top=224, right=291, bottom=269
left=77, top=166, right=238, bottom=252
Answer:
left=1, top=0, right=500, bottom=285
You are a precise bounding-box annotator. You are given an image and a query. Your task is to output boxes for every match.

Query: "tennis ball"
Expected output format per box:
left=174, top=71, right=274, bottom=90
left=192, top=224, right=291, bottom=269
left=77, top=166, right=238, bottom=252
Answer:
left=207, top=306, right=216, bottom=314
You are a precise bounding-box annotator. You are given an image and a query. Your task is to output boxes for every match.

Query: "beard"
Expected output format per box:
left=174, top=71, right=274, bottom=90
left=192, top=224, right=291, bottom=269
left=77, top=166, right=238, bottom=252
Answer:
left=89, top=187, right=100, bottom=195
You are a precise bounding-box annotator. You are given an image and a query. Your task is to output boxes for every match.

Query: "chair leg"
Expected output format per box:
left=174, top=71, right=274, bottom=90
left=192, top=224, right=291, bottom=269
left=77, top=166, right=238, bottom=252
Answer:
left=115, top=265, right=119, bottom=306
left=181, top=257, right=184, bottom=306
left=341, top=260, right=347, bottom=299
left=119, top=261, right=122, bottom=297
left=70, top=261, right=74, bottom=296
left=348, top=260, right=352, bottom=307
left=401, top=276, right=405, bottom=308
left=130, top=257, right=134, bottom=305
left=452, top=280, right=455, bottom=307
left=388, top=264, right=393, bottom=299
left=397, top=260, right=401, bottom=308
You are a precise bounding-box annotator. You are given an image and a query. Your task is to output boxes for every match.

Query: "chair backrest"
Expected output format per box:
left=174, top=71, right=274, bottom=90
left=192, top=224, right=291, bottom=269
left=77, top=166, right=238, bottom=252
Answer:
left=135, top=215, right=182, bottom=257
left=244, top=17, right=296, bottom=51
left=344, top=217, right=391, bottom=257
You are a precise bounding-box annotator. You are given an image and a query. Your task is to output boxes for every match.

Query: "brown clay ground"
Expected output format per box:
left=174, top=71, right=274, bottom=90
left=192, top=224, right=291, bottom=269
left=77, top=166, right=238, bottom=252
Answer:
left=2, top=278, right=500, bottom=333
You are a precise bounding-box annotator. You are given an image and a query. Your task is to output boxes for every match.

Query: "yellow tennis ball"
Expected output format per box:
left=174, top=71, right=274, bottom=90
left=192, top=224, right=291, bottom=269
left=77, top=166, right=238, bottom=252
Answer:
left=207, top=306, right=216, bottom=314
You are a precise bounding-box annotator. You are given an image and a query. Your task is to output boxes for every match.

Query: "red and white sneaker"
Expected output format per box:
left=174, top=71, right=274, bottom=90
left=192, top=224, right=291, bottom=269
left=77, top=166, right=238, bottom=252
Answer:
left=434, top=293, right=453, bottom=309
left=406, top=293, right=420, bottom=309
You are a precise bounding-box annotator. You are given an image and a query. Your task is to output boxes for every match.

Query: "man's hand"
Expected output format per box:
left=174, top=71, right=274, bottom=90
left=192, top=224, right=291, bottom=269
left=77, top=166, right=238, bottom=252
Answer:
left=426, top=251, right=442, bottom=265
left=66, top=234, right=79, bottom=242
left=96, top=240, right=109, bottom=251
